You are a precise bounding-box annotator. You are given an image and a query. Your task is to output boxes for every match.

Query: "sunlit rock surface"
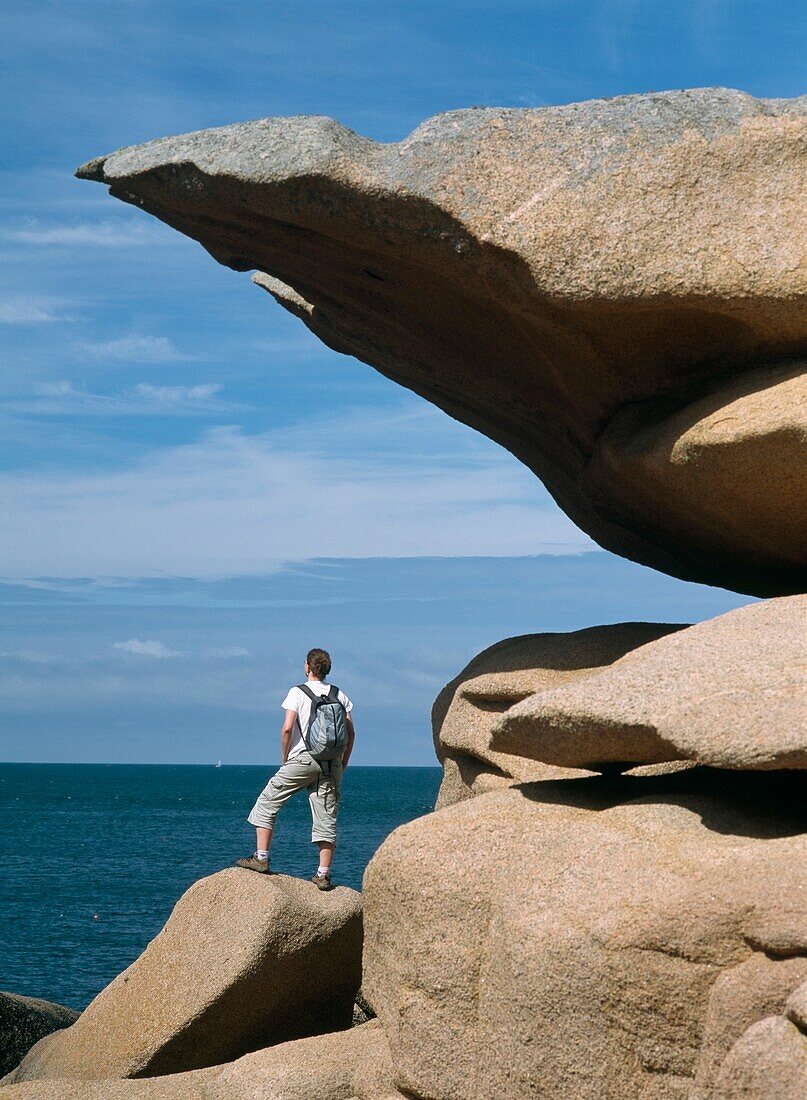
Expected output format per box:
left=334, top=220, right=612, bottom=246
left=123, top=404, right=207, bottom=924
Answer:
left=493, top=596, right=807, bottom=772
left=64, top=85, right=807, bottom=1100
left=6, top=871, right=362, bottom=1083
left=432, top=622, right=686, bottom=806
left=77, top=87, right=807, bottom=595
left=363, top=771, right=807, bottom=1099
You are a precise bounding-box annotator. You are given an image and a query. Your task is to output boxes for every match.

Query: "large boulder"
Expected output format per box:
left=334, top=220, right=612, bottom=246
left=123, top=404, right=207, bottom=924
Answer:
left=6, top=871, right=362, bottom=1083
left=206, top=1019, right=395, bottom=1100
left=0, top=992, right=78, bottom=1078
left=493, top=596, right=807, bottom=772
left=362, top=770, right=806, bottom=1099
left=711, top=1016, right=807, bottom=1099
left=787, top=976, right=807, bottom=1030
left=76, top=88, right=807, bottom=596
left=0, top=1022, right=396, bottom=1100
left=584, top=361, right=807, bottom=593
left=0, top=1070, right=217, bottom=1099
left=432, top=622, right=686, bottom=806
left=691, top=953, right=807, bottom=1094
left=705, top=978, right=807, bottom=1099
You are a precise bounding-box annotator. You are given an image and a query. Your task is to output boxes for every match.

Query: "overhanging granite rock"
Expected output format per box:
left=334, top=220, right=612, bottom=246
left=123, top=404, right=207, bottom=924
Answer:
left=77, top=87, right=807, bottom=596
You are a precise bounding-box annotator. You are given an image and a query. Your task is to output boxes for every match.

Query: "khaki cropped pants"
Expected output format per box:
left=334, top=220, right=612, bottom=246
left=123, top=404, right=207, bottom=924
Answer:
left=247, top=752, right=343, bottom=844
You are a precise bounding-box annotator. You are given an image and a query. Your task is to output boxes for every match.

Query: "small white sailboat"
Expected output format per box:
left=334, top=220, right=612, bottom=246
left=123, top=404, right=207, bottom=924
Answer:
left=215, top=759, right=222, bottom=768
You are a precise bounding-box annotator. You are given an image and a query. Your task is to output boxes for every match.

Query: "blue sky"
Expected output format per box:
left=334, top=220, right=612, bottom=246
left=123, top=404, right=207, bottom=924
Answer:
left=1, top=2, right=802, bottom=763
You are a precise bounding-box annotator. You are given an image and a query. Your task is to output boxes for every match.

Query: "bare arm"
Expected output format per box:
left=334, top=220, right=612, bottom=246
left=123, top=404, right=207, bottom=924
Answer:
left=342, top=713, right=356, bottom=769
left=280, top=709, right=297, bottom=764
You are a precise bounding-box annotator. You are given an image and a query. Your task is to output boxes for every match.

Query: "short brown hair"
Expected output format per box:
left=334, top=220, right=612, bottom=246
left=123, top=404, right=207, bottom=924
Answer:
left=306, top=648, right=331, bottom=679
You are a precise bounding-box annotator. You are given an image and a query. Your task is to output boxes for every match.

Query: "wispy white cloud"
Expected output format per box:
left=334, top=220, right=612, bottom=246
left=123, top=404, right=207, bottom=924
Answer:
left=594, top=0, right=637, bottom=74
left=512, top=92, right=550, bottom=107
left=690, top=0, right=725, bottom=63
left=35, top=381, right=83, bottom=397
left=0, top=649, right=54, bottom=664
left=241, top=333, right=328, bottom=356
left=0, top=408, right=593, bottom=577
left=4, top=220, right=161, bottom=247
left=0, top=295, right=70, bottom=324
left=11, top=380, right=230, bottom=416
left=79, top=335, right=193, bottom=362
left=112, top=638, right=182, bottom=658
left=133, top=383, right=222, bottom=404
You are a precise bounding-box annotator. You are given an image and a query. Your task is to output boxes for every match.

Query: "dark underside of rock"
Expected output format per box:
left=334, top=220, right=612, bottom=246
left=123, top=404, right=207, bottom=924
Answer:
left=0, top=991, right=79, bottom=1078
left=76, top=87, right=807, bottom=597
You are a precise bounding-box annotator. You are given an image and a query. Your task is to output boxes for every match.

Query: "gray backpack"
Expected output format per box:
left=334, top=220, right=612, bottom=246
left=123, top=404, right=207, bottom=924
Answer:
left=298, top=684, right=349, bottom=762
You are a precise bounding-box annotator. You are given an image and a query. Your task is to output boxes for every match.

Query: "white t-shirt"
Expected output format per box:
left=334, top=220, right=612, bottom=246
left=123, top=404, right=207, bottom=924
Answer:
left=281, top=680, right=353, bottom=760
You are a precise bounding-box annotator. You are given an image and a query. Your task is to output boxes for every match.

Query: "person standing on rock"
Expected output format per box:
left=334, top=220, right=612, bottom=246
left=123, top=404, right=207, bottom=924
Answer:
left=236, top=648, right=355, bottom=890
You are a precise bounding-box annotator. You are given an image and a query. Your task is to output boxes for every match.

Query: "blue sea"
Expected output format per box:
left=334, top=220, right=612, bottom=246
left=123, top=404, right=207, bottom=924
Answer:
left=0, top=763, right=441, bottom=1011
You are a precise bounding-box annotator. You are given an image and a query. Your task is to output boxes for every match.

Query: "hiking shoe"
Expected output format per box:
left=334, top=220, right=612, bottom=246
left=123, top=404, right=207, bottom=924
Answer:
left=311, top=871, right=332, bottom=891
left=236, top=854, right=271, bottom=874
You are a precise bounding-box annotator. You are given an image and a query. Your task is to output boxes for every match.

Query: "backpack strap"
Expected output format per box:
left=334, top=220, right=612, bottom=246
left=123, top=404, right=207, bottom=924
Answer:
left=299, top=683, right=340, bottom=704
left=296, top=683, right=321, bottom=747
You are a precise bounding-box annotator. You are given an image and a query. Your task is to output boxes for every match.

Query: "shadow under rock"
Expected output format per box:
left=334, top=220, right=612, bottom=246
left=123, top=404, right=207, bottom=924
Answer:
left=514, top=767, right=807, bottom=839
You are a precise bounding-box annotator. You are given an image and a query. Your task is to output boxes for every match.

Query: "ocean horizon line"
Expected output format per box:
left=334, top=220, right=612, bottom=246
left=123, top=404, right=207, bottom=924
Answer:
left=0, top=759, right=442, bottom=769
